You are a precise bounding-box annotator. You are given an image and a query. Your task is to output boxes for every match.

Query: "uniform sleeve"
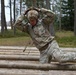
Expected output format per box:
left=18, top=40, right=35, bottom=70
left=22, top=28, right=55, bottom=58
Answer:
left=13, top=14, right=27, bottom=32
left=40, top=8, right=55, bottom=25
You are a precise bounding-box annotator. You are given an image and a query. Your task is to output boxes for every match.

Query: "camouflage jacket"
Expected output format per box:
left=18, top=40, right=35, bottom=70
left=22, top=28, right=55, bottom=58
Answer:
left=14, top=8, right=55, bottom=50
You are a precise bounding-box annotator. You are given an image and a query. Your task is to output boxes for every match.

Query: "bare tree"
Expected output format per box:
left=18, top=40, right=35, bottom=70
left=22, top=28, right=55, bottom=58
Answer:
left=59, top=0, right=62, bottom=31
left=13, top=0, right=16, bottom=23
left=33, top=0, right=37, bottom=7
left=13, top=0, right=16, bottom=34
left=46, top=0, right=50, bottom=9
left=20, top=0, right=22, bottom=15
left=10, top=0, right=13, bottom=29
left=46, top=0, right=55, bottom=36
left=74, top=0, right=76, bottom=35
left=1, top=0, right=7, bottom=34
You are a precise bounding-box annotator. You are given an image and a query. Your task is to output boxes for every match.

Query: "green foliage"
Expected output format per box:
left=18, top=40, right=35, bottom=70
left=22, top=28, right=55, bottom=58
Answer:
left=61, top=0, right=74, bottom=31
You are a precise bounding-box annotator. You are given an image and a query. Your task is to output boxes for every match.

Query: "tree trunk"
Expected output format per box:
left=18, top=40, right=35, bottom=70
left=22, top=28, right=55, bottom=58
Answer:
left=59, top=0, right=62, bottom=31
left=13, top=0, right=16, bottom=34
left=13, top=0, right=16, bottom=23
left=1, top=0, right=7, bottom=34
left=46, top=0, right=50, bottom=9
left=33, top=0, right=37, bottom=7
left=45, top=0, right=55, bottom=36
left=20, top=0, right=22, bottom=15
left=10, top=0, right=13, bottom=29
left=74, top=0, right=76, bottom=35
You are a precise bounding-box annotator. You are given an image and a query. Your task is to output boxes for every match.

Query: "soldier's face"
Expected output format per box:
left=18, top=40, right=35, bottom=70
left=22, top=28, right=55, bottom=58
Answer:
left=29, top=17, right=37, bottom=26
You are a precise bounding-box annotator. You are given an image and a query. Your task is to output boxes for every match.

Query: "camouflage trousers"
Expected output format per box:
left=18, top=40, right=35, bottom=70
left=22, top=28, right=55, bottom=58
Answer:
left=39, top=40, right=76, bottom=64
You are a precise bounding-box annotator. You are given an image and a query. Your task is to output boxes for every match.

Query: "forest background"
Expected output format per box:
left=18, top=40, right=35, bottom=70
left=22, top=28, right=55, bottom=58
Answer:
left=0, top=0, right=76, bottom=47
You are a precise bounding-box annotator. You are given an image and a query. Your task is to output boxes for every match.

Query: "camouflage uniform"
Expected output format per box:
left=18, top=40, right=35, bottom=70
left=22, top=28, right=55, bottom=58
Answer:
left=14, top=8, right=76, bottom=64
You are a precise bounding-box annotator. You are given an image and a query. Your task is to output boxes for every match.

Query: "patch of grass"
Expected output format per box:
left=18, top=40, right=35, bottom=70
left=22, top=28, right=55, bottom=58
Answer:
left=56, top=31, right=76, bottom=47
left=0, top=36, right=32, bottom=46
left=56, top=36, right=76, bottom=47
left=0, top=30, right=76, bottom=47
left=0, top=30, right=32, bottom=46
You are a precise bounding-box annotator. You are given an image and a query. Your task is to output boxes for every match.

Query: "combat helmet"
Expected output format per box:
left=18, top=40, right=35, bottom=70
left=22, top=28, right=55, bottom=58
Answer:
left=27, top=10, right=39, bottom=20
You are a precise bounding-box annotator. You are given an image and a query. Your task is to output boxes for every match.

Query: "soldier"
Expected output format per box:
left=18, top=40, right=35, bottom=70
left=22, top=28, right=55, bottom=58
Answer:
left=14, top=7, right=76, bottom=64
